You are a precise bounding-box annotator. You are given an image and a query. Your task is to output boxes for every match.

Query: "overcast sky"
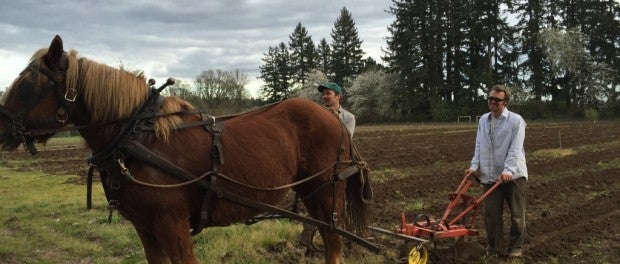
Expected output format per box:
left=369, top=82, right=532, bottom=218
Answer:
left=0, top=0, right=394, bottom=97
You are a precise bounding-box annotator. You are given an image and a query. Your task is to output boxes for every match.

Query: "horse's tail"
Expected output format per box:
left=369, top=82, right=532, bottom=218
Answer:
left=345, top=143, right=373, bottom=232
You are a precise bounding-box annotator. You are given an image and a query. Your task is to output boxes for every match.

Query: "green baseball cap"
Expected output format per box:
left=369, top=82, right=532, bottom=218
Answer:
left=317, top=82, right=342, bottom=94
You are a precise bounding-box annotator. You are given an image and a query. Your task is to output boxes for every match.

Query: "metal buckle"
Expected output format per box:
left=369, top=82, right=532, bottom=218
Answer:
left=117, top=158, right=131, bottom=179
left=56, top=107, right=68, bottom=124
left=64, top=87, right=78, bottom=102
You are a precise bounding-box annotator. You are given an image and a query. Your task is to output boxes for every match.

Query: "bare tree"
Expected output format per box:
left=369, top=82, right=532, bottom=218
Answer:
left=195, top=69, right=250, bottom=108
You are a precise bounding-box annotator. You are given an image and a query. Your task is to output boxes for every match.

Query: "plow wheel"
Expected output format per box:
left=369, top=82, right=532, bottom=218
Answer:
left=399, top=241, right=429, bottom=264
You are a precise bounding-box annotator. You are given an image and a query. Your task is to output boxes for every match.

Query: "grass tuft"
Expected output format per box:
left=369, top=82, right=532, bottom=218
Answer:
left=531, top=148, right=576, bottom=158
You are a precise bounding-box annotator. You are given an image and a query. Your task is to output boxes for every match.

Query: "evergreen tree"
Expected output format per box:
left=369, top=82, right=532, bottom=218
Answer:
left=288, top=22, right=317, bottom=87
left=444, top=0, right=470, bottom=106
left=515, top=0, right=553, bottom=101
left=316, top=38, right=332, bottom=77
left=577, top=0, right=618, bottom=103
left=384, top=0, right=428, bottom=119
left=606, top=0, right=620, bottom=102
left=330, top=7, right=365, bottom=87
left=494, top=16, right=521, bottom=89
left=361, top=57, right=384, bottom=72
left=384, top=0, right=445, bottom=120
left=475, top=0, right=520, bottom=90
left=259, top=42, right=293, bottom=102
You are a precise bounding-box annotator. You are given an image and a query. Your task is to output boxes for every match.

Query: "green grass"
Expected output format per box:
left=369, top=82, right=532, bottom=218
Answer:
left=41, top=135, right=85, bottom=148
left=0, top=165, right=389, bottom=263
left=0, top=168, right=143, bottom=264
left=530, top=148, right=576, bottom=158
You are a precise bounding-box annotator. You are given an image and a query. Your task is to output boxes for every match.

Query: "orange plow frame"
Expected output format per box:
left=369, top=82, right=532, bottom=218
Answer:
left=397, top=174, right=502, bottom=240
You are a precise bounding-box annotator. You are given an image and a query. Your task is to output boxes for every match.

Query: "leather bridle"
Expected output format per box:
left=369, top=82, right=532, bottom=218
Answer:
left=0, top=53, right=77, bottom=155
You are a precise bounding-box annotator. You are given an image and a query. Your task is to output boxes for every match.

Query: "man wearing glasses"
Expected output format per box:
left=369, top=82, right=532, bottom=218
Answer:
left=464, top=85, right=528, bottom=258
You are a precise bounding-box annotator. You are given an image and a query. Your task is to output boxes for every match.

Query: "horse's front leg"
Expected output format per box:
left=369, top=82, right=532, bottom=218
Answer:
left=318, top=229, right=344, bottom=264
left=134, top=214, right=200, bottom=264
left=156, top=214, right=199, bottom=264
left=134, top=225, right=172, bottom=264
left=303, top=189, right=345, bottom=264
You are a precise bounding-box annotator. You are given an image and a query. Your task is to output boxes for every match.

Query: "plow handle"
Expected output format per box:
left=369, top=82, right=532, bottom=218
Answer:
left=447, top=179, right=502, bottom=227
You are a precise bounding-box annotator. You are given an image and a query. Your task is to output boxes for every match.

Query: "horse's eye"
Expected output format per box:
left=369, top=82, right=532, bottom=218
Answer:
left=16, top=80, right=36, bottom=102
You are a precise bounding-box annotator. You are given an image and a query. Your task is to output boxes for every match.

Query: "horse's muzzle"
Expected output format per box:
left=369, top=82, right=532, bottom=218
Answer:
left=0, top=128, right=21, bottom=151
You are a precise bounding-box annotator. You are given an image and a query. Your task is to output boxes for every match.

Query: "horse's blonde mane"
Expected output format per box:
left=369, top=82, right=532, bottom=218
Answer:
left=31, top=48, right=193, bottom=140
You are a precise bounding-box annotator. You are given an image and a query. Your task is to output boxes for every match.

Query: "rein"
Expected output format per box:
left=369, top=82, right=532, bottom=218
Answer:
left=23, top=109, right=205, bottom=138
left=124, top=160, right=342, bottom=190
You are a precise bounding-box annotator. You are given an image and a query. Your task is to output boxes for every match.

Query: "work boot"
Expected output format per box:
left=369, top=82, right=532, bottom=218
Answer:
left=486, top=247, right=501, bottom=258
left=509, top=248, right=523, bottom=258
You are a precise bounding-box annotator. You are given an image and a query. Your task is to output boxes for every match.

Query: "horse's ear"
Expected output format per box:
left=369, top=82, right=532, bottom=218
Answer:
left=45, top=35, right=64, bottom=68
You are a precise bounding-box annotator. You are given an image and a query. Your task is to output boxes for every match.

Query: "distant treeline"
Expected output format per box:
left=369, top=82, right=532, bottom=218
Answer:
left=254, top=2, right=620, bottom=122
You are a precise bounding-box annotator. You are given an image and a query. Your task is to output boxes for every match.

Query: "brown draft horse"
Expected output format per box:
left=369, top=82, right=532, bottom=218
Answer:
left=0, top=35, right=373, bottom=264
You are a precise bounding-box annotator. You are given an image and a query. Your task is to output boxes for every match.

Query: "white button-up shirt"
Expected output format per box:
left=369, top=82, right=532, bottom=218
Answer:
left=469, top=108, right=528, bottom=184
left=337, top=107, right=356, bottom=138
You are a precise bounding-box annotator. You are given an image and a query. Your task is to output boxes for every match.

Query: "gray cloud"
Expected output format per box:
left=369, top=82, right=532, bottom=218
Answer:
left=0, top=0, right=393, bottom=97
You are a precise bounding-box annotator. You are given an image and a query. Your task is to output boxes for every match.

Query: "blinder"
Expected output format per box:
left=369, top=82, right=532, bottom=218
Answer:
left=0, top=52, right=76, bottom=155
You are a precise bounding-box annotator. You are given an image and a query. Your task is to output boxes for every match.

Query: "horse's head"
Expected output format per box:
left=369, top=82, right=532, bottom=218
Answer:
left=0, top=35, right=78, bottom=154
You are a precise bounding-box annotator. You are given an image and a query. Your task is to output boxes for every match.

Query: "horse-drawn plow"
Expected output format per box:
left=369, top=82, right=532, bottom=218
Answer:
left=368, top=173, right=500, bottom=263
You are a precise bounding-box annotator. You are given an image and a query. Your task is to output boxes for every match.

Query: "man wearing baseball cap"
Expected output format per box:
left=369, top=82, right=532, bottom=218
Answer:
left=317, top=82, right=356, bottom=137
left=299, top=82, right=356, bottom=251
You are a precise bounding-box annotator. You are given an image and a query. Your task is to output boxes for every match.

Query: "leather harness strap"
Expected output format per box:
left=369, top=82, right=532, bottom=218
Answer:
left=81, top=88, right=379, bottom=252
left=195, top=114, right=224, bottom=235
left=117, top=136, right=380, bottom=253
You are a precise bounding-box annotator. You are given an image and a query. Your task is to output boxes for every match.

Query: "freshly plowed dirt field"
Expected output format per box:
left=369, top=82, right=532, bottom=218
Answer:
left=2, top=121, right=619, bottom=263
left=358, top=121, right=620, bottom=263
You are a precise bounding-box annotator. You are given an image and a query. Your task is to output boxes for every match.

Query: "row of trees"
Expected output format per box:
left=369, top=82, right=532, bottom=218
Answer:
left=257, top=1, right=619, bottom=121
left=258, top=7, right=375, bottom=102
left=380, top=0, right=619, bottom=121
left=166, top=1, right=619, bottom=121
left=165, top=70, right=258, bottom=115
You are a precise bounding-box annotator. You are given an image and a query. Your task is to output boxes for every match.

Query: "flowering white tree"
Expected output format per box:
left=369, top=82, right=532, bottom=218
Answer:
left=538, top=28, right=615, bottom=105
left=348, top=69, right=396, bottom=122
left=292, top=69, right=328, bottom=103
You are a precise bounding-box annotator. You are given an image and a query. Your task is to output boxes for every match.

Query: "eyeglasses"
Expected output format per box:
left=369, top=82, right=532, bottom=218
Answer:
left=487, top=96, right=506, bottom=103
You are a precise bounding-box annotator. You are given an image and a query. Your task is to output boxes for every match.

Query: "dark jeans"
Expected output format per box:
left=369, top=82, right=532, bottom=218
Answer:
left=483, top=177, right=527, bottom=252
